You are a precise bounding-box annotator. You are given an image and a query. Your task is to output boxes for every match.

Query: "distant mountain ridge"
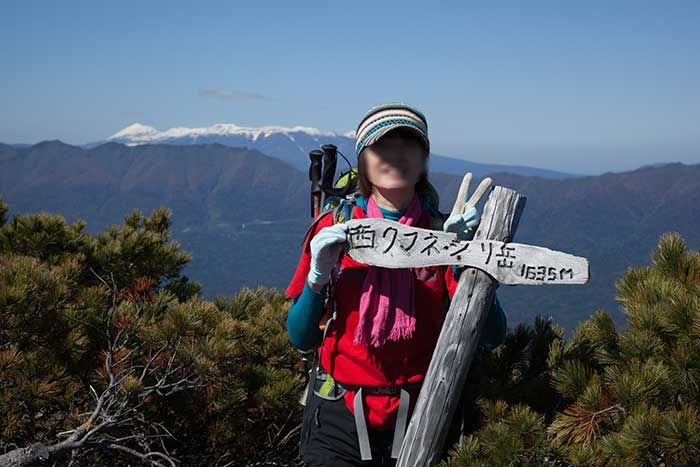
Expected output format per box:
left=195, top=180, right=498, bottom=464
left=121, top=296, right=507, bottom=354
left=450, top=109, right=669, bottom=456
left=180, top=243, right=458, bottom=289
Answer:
left=97, top=122, right=579, bottom=179
left=0, top=140, right=306, bottom=229
left=1, top=140, right=698, bottom=331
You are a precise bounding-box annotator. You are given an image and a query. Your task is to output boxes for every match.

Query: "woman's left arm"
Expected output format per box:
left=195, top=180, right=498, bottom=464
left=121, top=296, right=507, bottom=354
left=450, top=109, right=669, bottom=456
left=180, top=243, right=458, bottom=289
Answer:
left=479, top=294, right=507, bottom=350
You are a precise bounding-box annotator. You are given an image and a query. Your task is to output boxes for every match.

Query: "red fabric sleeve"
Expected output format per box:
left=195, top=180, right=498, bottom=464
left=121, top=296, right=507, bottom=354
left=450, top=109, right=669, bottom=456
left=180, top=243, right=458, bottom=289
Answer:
left=284, top=212, right=335, bottom=300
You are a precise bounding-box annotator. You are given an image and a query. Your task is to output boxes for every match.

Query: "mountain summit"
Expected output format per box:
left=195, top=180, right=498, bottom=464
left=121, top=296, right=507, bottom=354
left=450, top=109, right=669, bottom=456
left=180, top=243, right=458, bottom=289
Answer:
left=102, top=122, right=357, bottom=172
left=108, top=122, right=354, bottom=145
left=108, top=123, right=160, bottom=142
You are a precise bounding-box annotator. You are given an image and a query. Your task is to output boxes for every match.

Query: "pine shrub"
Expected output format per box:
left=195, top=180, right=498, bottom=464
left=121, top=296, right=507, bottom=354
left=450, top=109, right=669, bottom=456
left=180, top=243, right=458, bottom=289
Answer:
left=444, top=232, right=700, bottom=466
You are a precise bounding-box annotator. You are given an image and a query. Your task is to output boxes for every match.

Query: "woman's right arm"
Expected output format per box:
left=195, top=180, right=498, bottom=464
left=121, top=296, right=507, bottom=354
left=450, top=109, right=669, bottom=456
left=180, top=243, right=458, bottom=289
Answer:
left=286, top=281, right=325, bottom=352
left=285, top=218, right=348, bottom=352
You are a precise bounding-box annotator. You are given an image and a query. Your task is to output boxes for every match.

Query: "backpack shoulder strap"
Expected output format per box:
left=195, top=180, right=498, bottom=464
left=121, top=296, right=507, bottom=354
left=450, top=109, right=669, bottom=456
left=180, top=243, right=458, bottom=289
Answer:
left=331, top=193, right=359, bottom=224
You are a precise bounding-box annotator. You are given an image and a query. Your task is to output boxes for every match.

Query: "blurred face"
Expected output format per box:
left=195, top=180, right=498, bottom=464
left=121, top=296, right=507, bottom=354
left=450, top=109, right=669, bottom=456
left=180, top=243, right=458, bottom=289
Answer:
left=361, top=130, right=426, bottom=192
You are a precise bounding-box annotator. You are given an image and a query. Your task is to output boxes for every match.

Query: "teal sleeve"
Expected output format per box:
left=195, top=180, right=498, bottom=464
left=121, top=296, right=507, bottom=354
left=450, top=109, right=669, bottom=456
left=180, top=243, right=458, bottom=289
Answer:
left=451, top=265, right=507, bottom=349
left=479, top=294, right=507, bottom=349
left=286, top=281, right=325, bottom=352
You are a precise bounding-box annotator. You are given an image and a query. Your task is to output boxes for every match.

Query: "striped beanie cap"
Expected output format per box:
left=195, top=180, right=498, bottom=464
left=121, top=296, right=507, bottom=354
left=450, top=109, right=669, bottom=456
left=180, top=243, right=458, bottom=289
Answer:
left=355, top=102, right=430, bottom=156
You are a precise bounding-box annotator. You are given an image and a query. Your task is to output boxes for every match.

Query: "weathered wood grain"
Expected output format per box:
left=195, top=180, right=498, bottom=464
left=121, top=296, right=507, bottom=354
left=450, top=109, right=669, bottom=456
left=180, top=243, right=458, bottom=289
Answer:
left=395, top=186, right=527, bottom=466
left=345, top=218, right=589, bottom=285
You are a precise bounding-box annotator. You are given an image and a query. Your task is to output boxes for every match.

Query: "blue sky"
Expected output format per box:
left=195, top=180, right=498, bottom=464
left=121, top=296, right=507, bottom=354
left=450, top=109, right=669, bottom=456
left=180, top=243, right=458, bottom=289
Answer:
left=2, top=0, right=698, bottom=174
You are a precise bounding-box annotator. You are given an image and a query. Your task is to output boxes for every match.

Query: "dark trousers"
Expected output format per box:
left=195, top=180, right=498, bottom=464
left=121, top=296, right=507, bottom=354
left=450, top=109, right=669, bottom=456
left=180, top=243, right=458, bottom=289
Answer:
left=299, top=388, right=465, bottom=467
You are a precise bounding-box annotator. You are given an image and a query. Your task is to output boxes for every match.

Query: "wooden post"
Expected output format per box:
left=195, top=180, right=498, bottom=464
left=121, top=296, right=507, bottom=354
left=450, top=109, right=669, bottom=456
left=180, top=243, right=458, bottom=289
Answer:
left=395, top=186, right=527, bottom=466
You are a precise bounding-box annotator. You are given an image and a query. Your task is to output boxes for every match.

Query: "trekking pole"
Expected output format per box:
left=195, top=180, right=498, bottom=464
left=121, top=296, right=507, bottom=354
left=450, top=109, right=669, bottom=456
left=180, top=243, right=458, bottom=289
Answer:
left=309, top=149, right=323, bottom=218
left=321, top=144, right=338, bottom=206
left=299, top=355, right=311, bottom=375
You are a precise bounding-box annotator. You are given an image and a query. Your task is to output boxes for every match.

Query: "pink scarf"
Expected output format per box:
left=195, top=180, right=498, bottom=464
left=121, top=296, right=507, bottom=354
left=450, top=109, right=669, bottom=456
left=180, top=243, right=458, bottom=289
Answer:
left=353, top=193, right=422, bottom=348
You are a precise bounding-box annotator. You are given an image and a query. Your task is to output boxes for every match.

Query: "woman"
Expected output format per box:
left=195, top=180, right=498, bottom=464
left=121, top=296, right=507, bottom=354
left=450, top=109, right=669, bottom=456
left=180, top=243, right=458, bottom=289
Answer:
left=286, top=102, right=507, bottom=466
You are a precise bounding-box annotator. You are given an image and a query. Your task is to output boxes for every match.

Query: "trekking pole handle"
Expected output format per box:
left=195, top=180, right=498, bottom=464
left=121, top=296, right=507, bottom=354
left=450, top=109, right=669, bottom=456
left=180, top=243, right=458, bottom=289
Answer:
left=321, top=144, right=338, bottom=206
left=309, top=150, right=323, bottom=217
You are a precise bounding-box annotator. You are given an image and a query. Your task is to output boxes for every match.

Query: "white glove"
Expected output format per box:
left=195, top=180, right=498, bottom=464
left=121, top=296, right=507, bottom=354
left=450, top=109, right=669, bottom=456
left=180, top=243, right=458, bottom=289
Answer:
left=308, top=223, right=349, bottom=288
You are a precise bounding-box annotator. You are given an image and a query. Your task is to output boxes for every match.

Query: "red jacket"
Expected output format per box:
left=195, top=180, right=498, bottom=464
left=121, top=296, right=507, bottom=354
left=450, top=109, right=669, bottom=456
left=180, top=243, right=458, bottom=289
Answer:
left=286, top=203, right=460, bottom=430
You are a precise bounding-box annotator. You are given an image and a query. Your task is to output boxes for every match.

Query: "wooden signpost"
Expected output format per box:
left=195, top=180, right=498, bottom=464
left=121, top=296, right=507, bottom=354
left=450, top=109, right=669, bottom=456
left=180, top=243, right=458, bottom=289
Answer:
left=345, top=174, right=589, bottom=466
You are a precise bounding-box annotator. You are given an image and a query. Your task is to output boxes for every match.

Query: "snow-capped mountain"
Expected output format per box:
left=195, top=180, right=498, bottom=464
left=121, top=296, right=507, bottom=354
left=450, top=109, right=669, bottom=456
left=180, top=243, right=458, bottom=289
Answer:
left=99, top=122, right=577, bottom=179
left=103, top=123, right=357, bottom=171
left=108, top=123, right=161, bottom=143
